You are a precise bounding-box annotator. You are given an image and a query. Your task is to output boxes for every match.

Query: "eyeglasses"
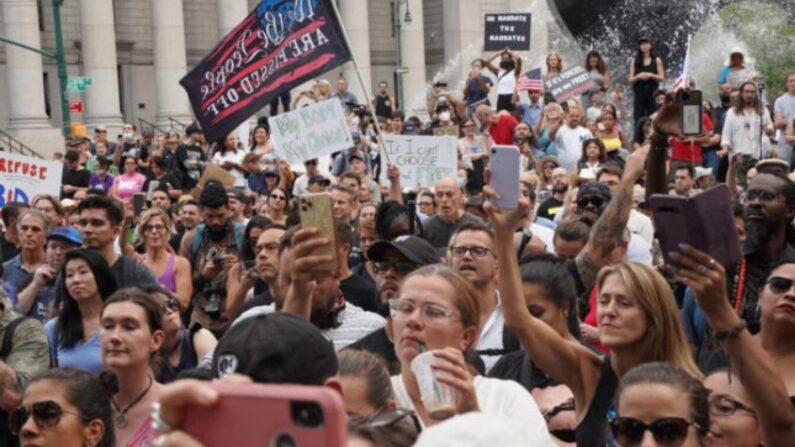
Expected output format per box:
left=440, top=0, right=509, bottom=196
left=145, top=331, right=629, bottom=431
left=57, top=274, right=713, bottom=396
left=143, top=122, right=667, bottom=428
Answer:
left=449, top=246, right=494, bottom=258
left=373, top=260, right=417, bottom=276
left=609, top=417, right=698, bottom=447
left=388, top=299, right=457, bottom=324
left=709, top=394, right=757, bottom=417
left=9, top=401, right=82, bottom=436
left=270, top=194, right=288, bottom=201
left=746, top=189, right=779, bottom=202
left=577, top=196, right=607, bottom=209
left=159, top=298, right=180, bottom=313
left=144, top=223, right=166, bottom=232
left=766, top=276, right=795, bottom=294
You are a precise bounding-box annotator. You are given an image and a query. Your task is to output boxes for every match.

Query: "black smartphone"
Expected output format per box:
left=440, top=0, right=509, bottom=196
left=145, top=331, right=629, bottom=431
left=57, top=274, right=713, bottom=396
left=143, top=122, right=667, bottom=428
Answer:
left=681, top=89, right=703, bottom=136
left=132, top=193, right=146, bottom=216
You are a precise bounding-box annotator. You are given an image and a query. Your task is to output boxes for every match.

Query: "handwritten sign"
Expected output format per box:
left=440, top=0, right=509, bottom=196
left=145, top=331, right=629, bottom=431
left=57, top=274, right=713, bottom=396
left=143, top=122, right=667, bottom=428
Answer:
left=544, top=66, right=598, bottom=103
left=180, top=0, right=352, bottom=143
left=379, top=135, right=458, bottom=188
left=0, top=152, right=63, bottom=206
left=484, top=14, right=531, bottom=51
left=270, top=98, right=353, bottom=164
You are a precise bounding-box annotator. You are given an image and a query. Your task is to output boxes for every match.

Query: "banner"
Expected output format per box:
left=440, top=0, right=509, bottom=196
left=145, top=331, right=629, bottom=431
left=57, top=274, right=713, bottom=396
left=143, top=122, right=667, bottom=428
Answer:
left=270, top=98, right=353, bottom=164
left=180, top=0, right=352, bottom=143
left=0, top=152, right=63, bottom=206
left=379, top=135, right=458, bottom=188
left=544, top=66, right=598, bottom=102
left=484, top=14, right=531, bottom=51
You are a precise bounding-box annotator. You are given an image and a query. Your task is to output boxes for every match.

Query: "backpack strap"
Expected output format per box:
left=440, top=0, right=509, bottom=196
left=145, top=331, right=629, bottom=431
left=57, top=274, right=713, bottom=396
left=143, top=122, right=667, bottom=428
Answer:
left=1, top=316, right=30, bottom=359
left=191, top=224, right=207, bottom=259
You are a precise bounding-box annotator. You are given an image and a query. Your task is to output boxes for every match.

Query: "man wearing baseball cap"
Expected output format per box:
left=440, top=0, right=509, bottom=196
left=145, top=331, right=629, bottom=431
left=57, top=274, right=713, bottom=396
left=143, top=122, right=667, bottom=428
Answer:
left=16, top=227, right=82, bottom=322
left=348, top=235, right=440, bottom=372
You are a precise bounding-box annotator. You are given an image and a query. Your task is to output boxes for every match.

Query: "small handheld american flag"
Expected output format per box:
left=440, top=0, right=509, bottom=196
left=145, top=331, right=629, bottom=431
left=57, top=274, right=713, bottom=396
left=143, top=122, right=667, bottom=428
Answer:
left=517, top=68, right=544, bottom=92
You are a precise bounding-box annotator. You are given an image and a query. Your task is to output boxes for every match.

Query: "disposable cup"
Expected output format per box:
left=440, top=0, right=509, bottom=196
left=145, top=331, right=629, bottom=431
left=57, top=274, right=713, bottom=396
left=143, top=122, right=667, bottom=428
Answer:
left=410, top=351, right=456, bottom=420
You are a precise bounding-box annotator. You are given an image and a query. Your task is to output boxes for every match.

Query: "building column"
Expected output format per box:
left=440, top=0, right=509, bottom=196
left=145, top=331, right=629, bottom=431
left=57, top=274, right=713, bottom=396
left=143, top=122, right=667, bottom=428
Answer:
left=338, top=0, right=372, bottom=105
left=216, top=0, right=249, bottom=36
left=442, top=0, right=481, bottom=91
left=79, top=0, right=123, bottom=131
left=511, top=0, right=550, bottom=70
left=151, top=0, right=193, bottom=128
left=399, top=0, right=427, bottom=115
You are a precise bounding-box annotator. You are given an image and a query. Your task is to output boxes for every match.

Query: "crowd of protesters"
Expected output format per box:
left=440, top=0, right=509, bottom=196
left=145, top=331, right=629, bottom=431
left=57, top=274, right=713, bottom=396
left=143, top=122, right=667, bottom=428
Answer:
left=0, top=39, right=795, bottom=447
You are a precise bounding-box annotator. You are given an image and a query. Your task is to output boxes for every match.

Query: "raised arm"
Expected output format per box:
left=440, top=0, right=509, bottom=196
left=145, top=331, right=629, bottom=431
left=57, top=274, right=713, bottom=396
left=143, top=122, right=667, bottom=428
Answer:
left=281, top=228, right=334, bottom=321
left=386, top=164, right=404, bottom=204
left=672, top=246, right=795, bottom=446
left=576, top=144, right=649, bottom=291
left=483, top=52, right=501, bottom=75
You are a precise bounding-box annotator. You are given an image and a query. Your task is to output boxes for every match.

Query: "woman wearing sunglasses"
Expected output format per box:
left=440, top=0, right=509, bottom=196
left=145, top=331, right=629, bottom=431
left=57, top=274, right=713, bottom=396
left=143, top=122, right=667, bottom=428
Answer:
left=138, top=208, right=192, bottom=311
left=100, top=288, right=166, bottom=446
left=671, top=246, right=795, bottom=445
left=46, top=249, right=118, bottom=373
left=388, top=264, right=553, bottom=443
left=139, top=285, right=217, bottom=384
left=260, top=186, right=290, bottom=226
left=10, top=368, right=114, bottom=447
left=611, top=362, right=709, bottom=447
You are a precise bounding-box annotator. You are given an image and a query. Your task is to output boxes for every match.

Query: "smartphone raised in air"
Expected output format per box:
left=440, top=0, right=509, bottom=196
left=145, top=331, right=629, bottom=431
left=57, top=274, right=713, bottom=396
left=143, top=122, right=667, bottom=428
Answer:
left=488, top=145, right=521, bottom=209
left=681, top=89, right=703, bottom=136
left=298, top=193, right=340, bottom=272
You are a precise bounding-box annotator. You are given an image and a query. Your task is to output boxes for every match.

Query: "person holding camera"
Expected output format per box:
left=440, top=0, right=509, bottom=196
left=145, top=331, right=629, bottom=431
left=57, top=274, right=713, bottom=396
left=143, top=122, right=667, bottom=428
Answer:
left=464, top=59, right=493, bottom=117
left=111, top=123, right=149, bottom=173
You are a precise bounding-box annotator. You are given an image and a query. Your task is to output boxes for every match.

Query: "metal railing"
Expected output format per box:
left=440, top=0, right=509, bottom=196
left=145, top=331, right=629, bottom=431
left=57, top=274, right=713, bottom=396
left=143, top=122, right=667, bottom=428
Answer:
left=0, top=128, right=45, bottom=158
left=168, top=117, right=188, bottom=132
left=137, top=118, right=169, bottom=136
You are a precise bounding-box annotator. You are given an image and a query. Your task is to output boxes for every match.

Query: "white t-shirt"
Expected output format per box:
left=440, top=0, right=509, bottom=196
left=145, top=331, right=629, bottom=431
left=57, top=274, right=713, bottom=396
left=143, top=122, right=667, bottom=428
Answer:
left=530, top=223, right=557, bottom=254
left=626, top=233, right=653, bottom=265
left=555, top=126, right=593, bottom=171
left=476, top=296, right=504, bottom=373
left=774, top=93, right=795, bottom=161
left=391, top=375, right=555, bottom=446
left=720, top=107, right=773, bottom=158
left=496, top=69, right=516, bottom=95
left=627, top=210, right=654, bottom=245
left=211, top=149, right=247, bottom=186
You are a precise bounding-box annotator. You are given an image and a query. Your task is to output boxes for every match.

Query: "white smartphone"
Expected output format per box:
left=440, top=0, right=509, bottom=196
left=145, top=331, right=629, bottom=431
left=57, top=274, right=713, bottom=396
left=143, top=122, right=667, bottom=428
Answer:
left=488, top=145, right=521, bottom=209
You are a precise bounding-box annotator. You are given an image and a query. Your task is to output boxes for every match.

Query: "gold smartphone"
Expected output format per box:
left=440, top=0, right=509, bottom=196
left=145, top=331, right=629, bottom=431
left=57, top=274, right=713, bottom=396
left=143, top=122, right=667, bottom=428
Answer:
left=298, top=193, right=340, bottom=272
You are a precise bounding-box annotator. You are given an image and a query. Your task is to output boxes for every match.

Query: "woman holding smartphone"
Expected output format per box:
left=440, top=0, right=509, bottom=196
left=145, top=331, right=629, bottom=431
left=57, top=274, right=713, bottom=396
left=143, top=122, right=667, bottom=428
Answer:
left=109, top=156, right=147, bottom=203
left=139, top=208, right=192, bottom=311
left=100, top=288, right=166, bottom=446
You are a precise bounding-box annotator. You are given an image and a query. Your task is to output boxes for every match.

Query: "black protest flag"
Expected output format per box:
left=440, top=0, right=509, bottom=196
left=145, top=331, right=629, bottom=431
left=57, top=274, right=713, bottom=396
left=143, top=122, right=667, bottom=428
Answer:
left=180, top=0, right=352, bottom=143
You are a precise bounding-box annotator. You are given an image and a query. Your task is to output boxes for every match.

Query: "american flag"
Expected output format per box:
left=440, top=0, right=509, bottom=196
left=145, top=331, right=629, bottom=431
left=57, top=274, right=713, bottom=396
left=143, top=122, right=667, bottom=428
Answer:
left=672, top=35, right=692, bottom=92
left=517, top=68, right=543, bottom=92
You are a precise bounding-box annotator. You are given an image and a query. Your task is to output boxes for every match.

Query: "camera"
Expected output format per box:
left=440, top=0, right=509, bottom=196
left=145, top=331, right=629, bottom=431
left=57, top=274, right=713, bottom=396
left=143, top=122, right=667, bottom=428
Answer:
left=201, top=284, right=225, bottom=320
left=206, top=246, right=223, bottom=266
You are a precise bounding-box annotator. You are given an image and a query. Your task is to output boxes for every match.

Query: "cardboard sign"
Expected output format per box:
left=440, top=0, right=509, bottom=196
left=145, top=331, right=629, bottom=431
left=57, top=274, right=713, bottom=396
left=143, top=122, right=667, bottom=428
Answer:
left=191, top=164, right=237, bottom=197
left=484, top=14, right=531, bottom=51
left=270, top=98, right=353, bottom=164
left=544, top=66, right=598, bottom=102
left=0, top=152, right=63, bottom=206
left=433, top=126, right=460, bottom=138
left=379, top=135, right=458, bottom=188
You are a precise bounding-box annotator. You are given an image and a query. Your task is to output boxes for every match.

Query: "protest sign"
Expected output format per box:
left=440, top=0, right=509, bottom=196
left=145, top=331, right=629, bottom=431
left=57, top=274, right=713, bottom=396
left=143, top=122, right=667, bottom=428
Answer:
left=180, top=0, right=352, bottom=143
left=484, top=14, right=531, bottom=51
left=544, top=66, right=598, bottom=102
left=0, top=152, right=62, bottom=206
left=191, top=164, right=237, bottom=198
left=433, top=126, right=460, bottom=138
left=379, top=135, right=458, bottom=188
left=270, top=98, right=353, bottom=164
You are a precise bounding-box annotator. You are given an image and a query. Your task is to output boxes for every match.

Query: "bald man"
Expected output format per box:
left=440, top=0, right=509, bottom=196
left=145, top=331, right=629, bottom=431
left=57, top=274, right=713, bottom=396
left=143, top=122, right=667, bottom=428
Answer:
left=475, top=104, right=517, bottom=145
left=422, top=177, right=484, bottom=249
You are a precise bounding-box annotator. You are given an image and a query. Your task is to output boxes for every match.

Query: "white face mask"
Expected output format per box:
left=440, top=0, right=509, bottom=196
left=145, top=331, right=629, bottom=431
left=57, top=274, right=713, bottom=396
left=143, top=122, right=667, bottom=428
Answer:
left=439, top=112, right=451, bottom=122
left=122, top=132, right=133, bottom=142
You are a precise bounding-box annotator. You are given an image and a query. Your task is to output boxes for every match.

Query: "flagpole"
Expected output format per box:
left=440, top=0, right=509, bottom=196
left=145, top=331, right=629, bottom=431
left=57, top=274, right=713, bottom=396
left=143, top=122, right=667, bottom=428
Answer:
left=329, top=0, right=392, bottom=165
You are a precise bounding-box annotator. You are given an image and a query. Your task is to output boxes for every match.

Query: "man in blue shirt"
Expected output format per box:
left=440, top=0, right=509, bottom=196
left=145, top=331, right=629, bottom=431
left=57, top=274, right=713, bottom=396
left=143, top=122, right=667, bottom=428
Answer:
left=516, top=89, right=543, bottom=129
left=2, top=210, right=48, bottom=294
left=332, top=78, right=358, bottom=113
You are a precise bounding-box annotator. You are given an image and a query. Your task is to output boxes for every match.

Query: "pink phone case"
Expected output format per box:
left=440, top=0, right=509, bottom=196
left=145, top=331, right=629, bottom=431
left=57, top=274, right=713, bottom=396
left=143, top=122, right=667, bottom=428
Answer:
left=183, top=383, right=347, bottom=447
left=488, top=145, right=521, bottom=209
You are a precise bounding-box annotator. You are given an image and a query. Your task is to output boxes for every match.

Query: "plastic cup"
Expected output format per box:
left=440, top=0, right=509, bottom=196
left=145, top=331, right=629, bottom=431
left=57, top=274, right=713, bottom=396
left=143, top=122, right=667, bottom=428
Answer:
left=410, top=351, right=456, bottom=420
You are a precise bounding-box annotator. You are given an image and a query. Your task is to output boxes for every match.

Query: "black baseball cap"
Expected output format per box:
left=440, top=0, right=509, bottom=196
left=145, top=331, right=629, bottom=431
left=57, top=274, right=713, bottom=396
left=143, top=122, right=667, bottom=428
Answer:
left=579, top=181, right=612, bottom=200
left=308, top=175, right=331, bottom=187
left=349, top=153, right=365, bottom=163
left=367, top=235, right=440, bottom=266
left=213, top=313, right=338, bottom=385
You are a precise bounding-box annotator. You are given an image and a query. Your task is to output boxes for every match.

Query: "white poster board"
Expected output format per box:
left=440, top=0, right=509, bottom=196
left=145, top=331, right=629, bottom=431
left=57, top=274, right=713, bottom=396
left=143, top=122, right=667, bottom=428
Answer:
left=379, top=135, right=458, bottom=188
left=270, top=98, right=353, bottom=165
left=0, top=152, right=63, bottom=206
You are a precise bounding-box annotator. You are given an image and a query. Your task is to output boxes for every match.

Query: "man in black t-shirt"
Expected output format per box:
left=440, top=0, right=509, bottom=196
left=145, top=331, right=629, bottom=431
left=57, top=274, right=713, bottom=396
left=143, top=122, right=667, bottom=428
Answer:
left=422, top=177, right=484, bottom=249
left=536, top=167, right=569, bottom=221
left=174, top=143, right=207, bottom=190
left=336, top=222, right=378, bottom=313
left=60, top=151, right=90, bottom=200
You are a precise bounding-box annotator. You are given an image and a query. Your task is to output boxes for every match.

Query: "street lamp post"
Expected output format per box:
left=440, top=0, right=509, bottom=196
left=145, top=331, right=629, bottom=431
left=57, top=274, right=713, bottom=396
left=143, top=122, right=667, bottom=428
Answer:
left=393, top=0, right=412, bottom=110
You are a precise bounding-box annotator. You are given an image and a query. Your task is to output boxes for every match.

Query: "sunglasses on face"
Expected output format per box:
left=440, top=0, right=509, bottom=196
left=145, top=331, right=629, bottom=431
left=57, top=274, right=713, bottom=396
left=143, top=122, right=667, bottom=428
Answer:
left=9, top=401, right=81, bottom=436
left=577, top=196, right=606, bottom=209
left=270, top=194, right=287, bottom=201
left=373, top=260, right=417, bottom=276
left=609, top=417, right=696, bottom=447
left=746, top=189, right=779, bottom=202
left=766, top=276, right=795, bottom=294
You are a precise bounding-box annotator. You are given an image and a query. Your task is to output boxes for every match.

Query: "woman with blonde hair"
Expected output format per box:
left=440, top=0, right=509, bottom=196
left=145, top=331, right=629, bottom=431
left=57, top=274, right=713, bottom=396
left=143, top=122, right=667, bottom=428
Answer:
left=536, top=103, right=565, bottom=159
left=486, top=190, right=700, bottom=446
left=138, top=208, right=192, bottom=310
left=545, top=52, right=563, bottom=80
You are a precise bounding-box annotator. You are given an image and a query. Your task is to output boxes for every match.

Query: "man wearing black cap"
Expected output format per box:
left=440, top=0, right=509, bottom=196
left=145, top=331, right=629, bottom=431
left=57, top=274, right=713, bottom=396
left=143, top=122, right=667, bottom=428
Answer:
left=307, top=175, right=332, bottom=193
left=16, top=227, right=82, bottom=322
left=347, top=235, right=440, bottom=372
left=61, top=150, right=91, bottom=200
left=292, top=158, right=335, bottom=196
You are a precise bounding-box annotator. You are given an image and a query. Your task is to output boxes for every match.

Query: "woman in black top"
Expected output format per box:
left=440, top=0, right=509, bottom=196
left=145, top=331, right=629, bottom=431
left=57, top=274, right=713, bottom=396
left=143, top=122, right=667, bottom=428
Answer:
left=628, top=38, right=664, bottom=124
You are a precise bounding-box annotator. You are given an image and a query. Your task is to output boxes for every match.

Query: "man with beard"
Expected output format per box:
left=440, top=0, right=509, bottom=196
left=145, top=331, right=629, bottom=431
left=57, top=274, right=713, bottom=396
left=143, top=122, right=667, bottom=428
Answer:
left=236, top=225, right=384, bottom=351
left=347, top=235, right=440, bottom=372
left=180, top=181, right=245, bottom=336
left=448, top=222, right=520, bottom=372
left=537, top=167, right=569, bottom=220
left=422, top=176, right=483, bottom=249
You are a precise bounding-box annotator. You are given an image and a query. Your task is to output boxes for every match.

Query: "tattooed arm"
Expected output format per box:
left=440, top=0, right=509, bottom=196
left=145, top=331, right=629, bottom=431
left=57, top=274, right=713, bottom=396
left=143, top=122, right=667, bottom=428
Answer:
left=575, top=144, right=650, bottom=291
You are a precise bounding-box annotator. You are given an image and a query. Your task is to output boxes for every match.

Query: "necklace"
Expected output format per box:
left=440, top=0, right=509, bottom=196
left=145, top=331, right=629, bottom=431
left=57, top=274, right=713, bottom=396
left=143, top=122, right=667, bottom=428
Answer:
left=112, top=375, right=153, bottom=428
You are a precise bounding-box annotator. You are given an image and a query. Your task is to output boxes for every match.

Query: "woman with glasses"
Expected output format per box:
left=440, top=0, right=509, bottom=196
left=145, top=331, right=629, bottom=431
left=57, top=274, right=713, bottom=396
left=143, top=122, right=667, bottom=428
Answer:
left=388, top=264, right=553, bottom=442
left=109, top=156, right=146, bottom=204
left=611, top=362, right=709, bottom=447
left=11, top=368, right=114, bottom=447
left=100, top=288, right=166, bottom=446
left=703, top=368, right=763, bottom=446
left=672, top=247, right=795, bottom=445
left=138, top=208, right=192, bottom=311
left=261, top=187, right=290, bottom=226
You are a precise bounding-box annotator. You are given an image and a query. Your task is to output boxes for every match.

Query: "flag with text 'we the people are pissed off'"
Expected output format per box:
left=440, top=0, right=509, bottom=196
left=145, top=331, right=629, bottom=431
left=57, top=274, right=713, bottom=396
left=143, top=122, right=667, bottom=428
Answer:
left=180, top=0, right=352, bottom=143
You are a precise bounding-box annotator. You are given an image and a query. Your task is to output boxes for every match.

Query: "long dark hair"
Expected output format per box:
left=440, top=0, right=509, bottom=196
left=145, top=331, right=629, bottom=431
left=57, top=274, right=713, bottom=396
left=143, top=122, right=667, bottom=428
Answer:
left=584, top=50, right=607, bottom=74
left=57, top=249, right=118, bottom=349
left=733, top=81, right=760, bottom=114
left=634, top=42, right=658, bottom=73
left=518, top=253, right=581, bottom=338
left=241, top=215, right=272, bottom=262
left=26, top=368, right=115, bottom=447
